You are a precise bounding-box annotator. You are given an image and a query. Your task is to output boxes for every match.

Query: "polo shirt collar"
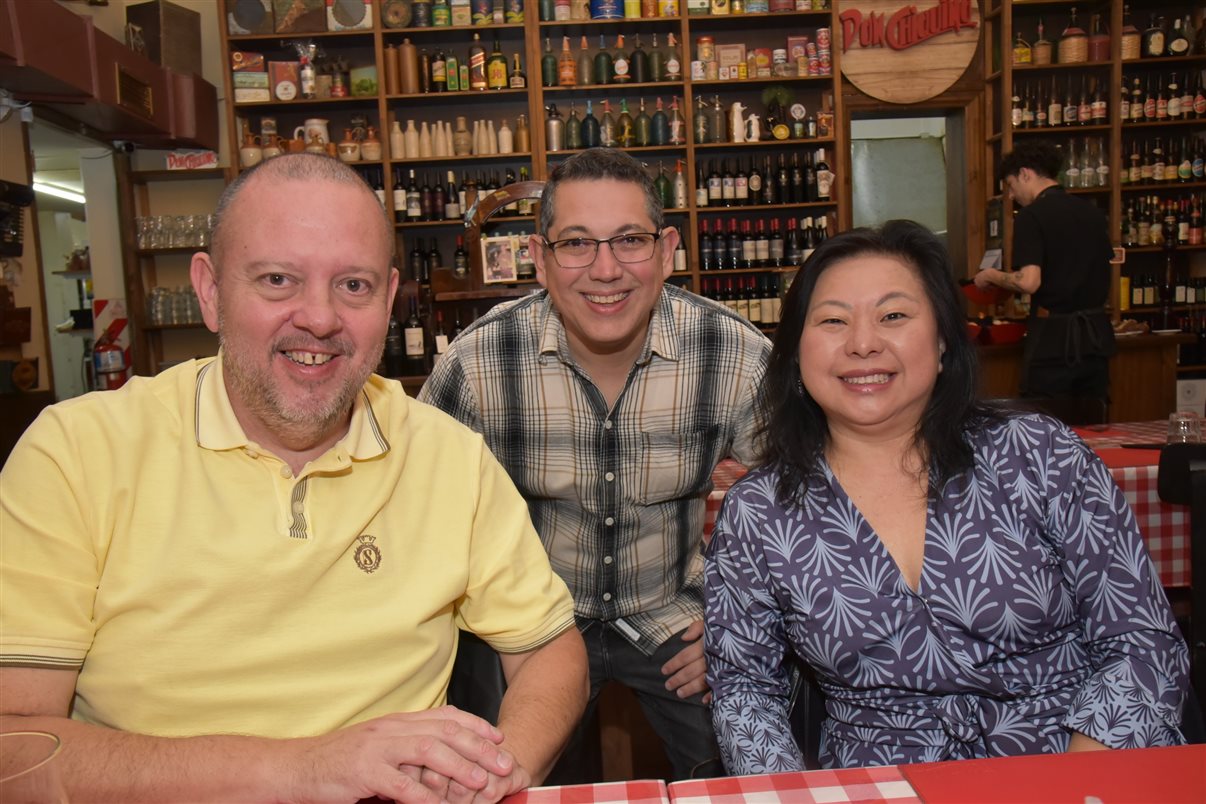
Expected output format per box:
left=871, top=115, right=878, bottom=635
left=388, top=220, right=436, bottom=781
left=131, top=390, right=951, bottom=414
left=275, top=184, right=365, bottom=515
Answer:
left=194, top=354, right=389, bottom=461
left=536, top=286, right=680, bottom=366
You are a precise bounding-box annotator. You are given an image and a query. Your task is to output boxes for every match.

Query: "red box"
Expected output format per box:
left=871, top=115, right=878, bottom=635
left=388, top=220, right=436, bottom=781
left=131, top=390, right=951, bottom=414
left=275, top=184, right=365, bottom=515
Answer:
left=267, top=60, right=299, bottom=100
left=231, top=50, right=265, bottom=71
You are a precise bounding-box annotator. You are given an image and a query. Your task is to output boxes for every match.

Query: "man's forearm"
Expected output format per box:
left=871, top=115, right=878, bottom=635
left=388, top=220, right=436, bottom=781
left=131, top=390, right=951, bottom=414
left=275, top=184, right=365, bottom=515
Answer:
left=0, top=714, right=287, bottom=803
left=496, top=628, right=589, bottom=784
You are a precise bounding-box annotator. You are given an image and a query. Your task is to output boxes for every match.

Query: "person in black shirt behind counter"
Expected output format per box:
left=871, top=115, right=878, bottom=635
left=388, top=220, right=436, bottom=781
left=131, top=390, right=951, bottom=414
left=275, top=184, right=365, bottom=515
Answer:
left=974, top=139, right=1116, bottom=402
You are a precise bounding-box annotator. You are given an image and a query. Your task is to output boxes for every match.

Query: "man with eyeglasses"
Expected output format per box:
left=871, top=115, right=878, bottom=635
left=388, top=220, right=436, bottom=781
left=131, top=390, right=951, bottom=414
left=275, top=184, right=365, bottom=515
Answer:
left=420, top=148, right=771, bottom=782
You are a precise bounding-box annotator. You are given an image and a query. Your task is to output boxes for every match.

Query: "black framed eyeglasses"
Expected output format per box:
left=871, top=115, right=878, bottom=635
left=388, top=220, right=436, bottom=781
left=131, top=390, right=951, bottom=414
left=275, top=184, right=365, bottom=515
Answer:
left=542, top=232, right=662, bottom=268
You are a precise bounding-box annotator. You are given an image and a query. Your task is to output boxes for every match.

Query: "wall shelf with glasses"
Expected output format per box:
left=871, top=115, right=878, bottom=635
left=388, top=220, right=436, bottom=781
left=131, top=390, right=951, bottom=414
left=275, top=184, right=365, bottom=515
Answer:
left=116, top=154, right=229, bottom=375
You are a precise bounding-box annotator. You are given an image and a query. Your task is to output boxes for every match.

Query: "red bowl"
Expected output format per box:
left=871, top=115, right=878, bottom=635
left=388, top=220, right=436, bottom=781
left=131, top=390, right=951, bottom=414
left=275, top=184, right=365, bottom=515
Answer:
left=962, top=282, right=1010, bottom=307
left=966, top=321, right=982, bottom=341
left=982, top=321, right=1027, bottom=345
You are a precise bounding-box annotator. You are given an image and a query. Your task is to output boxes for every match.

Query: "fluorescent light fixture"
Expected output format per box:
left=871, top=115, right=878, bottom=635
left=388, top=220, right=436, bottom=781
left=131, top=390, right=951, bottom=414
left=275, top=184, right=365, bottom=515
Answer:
left=33, top=181, right=86, bottom=204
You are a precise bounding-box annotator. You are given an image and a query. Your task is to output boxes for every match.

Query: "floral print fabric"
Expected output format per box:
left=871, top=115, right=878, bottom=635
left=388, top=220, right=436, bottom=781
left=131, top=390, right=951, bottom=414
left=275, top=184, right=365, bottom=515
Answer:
left=705, top=414, right=1188, bottom=774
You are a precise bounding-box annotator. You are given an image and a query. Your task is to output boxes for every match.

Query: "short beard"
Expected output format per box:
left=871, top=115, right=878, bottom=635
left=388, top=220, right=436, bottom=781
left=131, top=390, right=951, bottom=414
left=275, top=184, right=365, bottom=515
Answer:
left=217, top=313, right=383, bottom=449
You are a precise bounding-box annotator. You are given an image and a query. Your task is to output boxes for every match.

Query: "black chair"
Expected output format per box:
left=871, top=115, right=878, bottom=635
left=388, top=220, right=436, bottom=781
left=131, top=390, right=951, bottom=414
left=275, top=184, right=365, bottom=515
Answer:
left=982, top=396, right=1109, bottom=427
left=1158, top=443, right=1206, bottom=722
left=786, top=657, right=826, bottom=769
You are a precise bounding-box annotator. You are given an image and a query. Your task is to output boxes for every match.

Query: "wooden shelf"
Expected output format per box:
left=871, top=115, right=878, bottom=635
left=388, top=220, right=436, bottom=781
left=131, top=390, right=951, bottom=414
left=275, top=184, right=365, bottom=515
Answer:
left=434, top=286, right=540, bottom=302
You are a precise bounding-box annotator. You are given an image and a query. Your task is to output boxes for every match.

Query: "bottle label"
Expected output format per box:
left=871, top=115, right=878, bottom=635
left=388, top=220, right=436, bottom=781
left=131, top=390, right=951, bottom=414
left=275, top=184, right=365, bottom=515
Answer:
left=817, top=169, right=833, bottom=198
left=434, top=334, right=450, bottom=353
left=614, top=57, right=629, bottom=78
left=748, top=174, right=762, bottom=192
left=404, top=328, right=425, bottom=357
left=490, top=60, right=509, bottom=89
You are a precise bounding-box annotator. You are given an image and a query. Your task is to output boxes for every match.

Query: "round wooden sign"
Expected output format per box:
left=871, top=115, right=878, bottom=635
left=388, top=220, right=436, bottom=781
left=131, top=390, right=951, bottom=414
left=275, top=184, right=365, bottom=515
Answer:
left=838, top=0, right=981, bottom=104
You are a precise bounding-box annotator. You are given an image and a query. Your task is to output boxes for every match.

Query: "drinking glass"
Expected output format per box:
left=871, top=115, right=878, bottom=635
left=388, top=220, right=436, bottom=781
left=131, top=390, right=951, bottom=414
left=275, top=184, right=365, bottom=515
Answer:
left=1167, top=412, right=1202, bottom=444
left=0, top=731, right=68, bottom=803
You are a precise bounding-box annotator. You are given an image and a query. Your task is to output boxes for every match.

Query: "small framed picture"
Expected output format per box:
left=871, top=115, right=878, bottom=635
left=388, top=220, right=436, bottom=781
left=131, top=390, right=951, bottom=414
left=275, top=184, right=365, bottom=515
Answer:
left=482, top=235, right=517, bottom=284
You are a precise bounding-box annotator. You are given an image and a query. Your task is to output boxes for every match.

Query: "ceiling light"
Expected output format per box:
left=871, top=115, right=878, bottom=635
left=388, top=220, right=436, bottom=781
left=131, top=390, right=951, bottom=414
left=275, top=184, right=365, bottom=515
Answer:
left=33, top=182, right=86, bottom=204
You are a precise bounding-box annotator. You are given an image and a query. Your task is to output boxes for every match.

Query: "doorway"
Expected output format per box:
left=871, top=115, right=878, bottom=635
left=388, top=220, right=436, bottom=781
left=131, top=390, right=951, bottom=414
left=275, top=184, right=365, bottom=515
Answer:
left=847, top=108, right=973, bottom=276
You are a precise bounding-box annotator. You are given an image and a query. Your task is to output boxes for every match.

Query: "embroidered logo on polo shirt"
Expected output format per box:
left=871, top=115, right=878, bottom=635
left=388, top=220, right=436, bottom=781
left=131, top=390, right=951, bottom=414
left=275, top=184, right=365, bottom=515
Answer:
left=354, top=534, right=382, bottom=574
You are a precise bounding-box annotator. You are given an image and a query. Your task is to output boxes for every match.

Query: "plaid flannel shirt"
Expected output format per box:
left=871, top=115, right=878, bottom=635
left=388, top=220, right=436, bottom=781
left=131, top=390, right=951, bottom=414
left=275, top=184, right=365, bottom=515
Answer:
left=419, top=284, right=771, bottom=652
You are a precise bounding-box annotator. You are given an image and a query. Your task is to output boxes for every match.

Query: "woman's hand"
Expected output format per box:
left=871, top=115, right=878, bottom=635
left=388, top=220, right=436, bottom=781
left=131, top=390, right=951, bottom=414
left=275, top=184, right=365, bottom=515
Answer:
left=1067, top=731, right=1109, bottom=752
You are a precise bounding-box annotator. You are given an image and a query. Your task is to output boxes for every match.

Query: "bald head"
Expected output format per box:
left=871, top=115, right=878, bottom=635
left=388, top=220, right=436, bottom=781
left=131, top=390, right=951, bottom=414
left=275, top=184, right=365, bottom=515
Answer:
left=208, top=154, right=393, bottom=271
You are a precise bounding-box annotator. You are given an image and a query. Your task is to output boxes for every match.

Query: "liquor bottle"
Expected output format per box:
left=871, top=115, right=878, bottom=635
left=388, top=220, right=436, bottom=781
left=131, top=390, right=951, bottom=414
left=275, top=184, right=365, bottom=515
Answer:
left=748, top=158, right=763, bottom=204
left=653, top=164, right=673, bottom=209
left=1035, top=81, right=1048, bottom=127
left=432, top=310, right=450, bottom=365
left=613, top=35, right=631, bottom=83
left=699, top=219, right=715, bottom=271
left=707, top=160, right=723, bottom=204
left=1063, top=76, right=1078, bottom=127
left=1142, top=14, right=1165, bottom=58
left=739, top=220, right=755, bottom=269
left=453, top=235, right=469, bottom=278
left=789, top=152, right=805, bottom=203
left=469, top=33, right=488, bottom=90
left=672, top=159, right=688, bottom=209
left=721, top=159, right=735, bottom=205
left=431, top=50, right=448, bottom=92
left=753, top=220, right=769, bottom=267
left=515, top=114, right=531, bottom=152
left=558, top=36, right=577, bottom=87
left=650, top=97, right=669, bottom=145
left=426, top=238, right=443, bottom=277
left=815, top=149, right=833, bottom=201
left=1120, top=4, right=1140, bottom=60
left=649, top=33, right=665, bottom=82
left=1048, top=76, right=1062, bottom=126
left=1166, top=16, right=1189, bottom=55
left=1010, top=87, right=1022, bottom=128
left=696, top=164, right=708, bottom=207
left=392, top=168, right=406, bottom=223
left=565, top=101, right=583, bottom=150
left=1195, top=71, right=1206, bottom=119
left=631, top=35, right=650, bottom=83
left=600, top=99, right=617, bottom=146
left=509, top=54, right=527, bottom=89
left=421, top=173, right=436, bottom=220
left=1090, top=77, right=1106, bottom=123
left=1020, top=82, right=1034, bottom=127
left=735, top=273, right=750, bottom=318
left=634, top=97, right=653, bottom=146
left=1033, top=17, right=1052, bottom=65
left=785, top=217, right=802, bottom=266
left=735, top=159, right=749, bottom=205
left=1167, top=73, right=1181, bottom=119
left=371, top=169, right=386, bottom=208
left=615, top=98, right=635, bottom=147
left=406, top=169, right=422, bottom=221
left=408, top=237, right=425, bottom=282
left=800, top=216, right=816, bottom=262
left=595, top=34, right=613, bottom=84
left=384, top=316, right=404, bottom=376
left=747, top=277, right=762, bottom=324
left=768, top=218, right=784, bottom=267
left=725, top=218, right=741, bottom=270
left=709, top=95, right=726, bottom=143
left=517, top=166, right=532, bottom=215
left=1087, top=13, right=1109, bottom=61
left=444, top=170, right=461, bottom=220
left=581, top=99, right=601, bottom=148
left=674, top=229, right=687, bottom=273
left=776, top=153, right=790, bottom=204
left=1152, top=137, right=1166, bottom=182
left=1057, top=7, right=1087, bottom=64
left=403, top=296, right=427, bottom=375
left=1156, top=74, right=1168, bottom=119
left=1077, top=75, right=1091, bottom=124
left=577, top=36, right=593, bottom=86
left=1130, top=75, right=1144, bottom=122
left=540, top=37, right=557, bottom=87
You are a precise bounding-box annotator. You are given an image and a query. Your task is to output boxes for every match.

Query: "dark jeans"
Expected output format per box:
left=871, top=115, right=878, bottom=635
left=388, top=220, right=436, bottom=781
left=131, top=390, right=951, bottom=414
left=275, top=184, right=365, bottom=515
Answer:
left=545, top=619, right=724, bottom=784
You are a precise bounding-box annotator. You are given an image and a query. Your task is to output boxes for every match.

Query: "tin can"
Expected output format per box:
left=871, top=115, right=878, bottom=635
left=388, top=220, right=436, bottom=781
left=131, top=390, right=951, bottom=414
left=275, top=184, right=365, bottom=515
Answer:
left=816, top=27, right=830, bottom=49
left=769, top=0, right=792, bottom=9
left=696, top=35, right=715, bottom=62
left=705, top=61, right=719, bottom=80
left=471, top=0, right=492, bottom=24
left=772, top=48, right=788, bottom=65
left=590, top=0, right=623, bottom=15
left=658, top=0, right=678, bottom=13
left=690, top=59, right=707, bottom=79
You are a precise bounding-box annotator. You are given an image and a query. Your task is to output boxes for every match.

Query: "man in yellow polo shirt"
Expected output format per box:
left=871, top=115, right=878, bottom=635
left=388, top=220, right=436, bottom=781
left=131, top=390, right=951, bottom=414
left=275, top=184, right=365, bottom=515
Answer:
left=0, top=154, right=587, bottom=803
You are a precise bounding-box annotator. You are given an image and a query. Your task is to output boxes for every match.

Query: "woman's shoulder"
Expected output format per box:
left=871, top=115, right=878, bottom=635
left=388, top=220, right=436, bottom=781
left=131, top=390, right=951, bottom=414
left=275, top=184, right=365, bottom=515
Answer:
left=966, top=411, right=1094, bottom=470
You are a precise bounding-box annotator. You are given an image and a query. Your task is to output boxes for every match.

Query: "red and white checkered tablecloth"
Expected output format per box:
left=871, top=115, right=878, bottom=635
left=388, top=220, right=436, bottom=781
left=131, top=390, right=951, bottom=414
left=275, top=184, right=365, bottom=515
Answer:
left=668, top=766, right=919, bottom=804
left=503, top=779, right=669, bottom=804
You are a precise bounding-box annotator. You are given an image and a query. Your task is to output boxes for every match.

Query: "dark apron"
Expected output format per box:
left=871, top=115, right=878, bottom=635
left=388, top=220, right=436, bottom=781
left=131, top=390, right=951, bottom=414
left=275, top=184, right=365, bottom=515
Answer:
left=1022, top=307, right=1115, bottom=393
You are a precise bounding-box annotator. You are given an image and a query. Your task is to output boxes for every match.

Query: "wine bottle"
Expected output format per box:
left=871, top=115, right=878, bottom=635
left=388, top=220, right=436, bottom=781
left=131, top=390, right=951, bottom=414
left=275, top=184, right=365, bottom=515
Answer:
left=403, top=296, right=427, bottom=375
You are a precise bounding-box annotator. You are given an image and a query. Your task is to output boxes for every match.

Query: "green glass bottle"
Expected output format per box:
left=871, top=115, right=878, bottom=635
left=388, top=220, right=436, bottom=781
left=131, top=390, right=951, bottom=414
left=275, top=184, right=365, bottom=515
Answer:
left=650, top=97, right=669, bottom=145
left=654, top=163, right=673, bottom=209
left=617, top=97, right=635, bottom=147
left=600, top=99, right=618, bottom=146
left=566, top=101, right=583, bottom=150
left=540, top=37, right=557, bottom=88
left=581, top=99, right=601, bottom=148
left=594, top=34, right=613, bottom=85
left=649, top=33, right=665, bottom=82
left=634, top=97, right=652, bottom=146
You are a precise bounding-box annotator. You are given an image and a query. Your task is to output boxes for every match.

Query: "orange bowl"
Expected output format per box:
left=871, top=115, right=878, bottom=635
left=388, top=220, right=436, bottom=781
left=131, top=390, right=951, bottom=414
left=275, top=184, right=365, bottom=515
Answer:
left=983, top=321, right=1027, bottom=345
left=962, top=282, right=1009, bottom=307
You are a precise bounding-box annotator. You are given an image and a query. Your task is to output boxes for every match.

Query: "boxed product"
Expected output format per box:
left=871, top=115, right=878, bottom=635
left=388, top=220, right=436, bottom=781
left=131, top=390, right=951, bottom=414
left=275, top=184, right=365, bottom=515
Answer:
left=227, top=0, right=273, bottom=34
left=716, top=43, right=746, bottom=69
left=268, top=61, right=300, bottom=100
left=326, top=0, right=373, bottom=30
left=786, top=35, right=810, bottom=62
left=450, top=0, right=472, bottom=25
left=234, top=87, right=272, bottom=103
left=349, top=65, right=378, bottom=96
left=232, top=71, right=270, bottom=88
left=231, top=50, right=266, bottom=72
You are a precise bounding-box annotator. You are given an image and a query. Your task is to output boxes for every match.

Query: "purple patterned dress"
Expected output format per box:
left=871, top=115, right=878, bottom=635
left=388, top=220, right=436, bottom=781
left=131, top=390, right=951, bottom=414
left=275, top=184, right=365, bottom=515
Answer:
left=705, top=414, right=1188, bottom=773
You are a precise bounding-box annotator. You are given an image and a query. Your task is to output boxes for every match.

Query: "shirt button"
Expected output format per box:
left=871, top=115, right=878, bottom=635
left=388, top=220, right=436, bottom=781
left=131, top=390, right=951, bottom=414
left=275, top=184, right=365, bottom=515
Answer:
left=605, top=516, right=615, bottom=526
left=602, top=592, right=612, bottom=602
left=279, top=466, right=292, bottom=479
left=603, top=555, right=613, bottom=565
left=605, top=472, right=615, bottom=482
left=604, top=420, right=613, bottom=430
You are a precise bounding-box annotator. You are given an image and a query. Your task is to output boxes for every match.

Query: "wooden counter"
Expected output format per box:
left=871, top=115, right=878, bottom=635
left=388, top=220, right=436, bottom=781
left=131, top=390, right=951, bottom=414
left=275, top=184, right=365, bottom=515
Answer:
left=978, top=333, right=1192, bottom=422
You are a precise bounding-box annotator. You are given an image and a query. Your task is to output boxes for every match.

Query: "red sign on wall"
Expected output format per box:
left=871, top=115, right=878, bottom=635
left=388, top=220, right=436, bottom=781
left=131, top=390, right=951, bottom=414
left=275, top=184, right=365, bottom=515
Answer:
left=840, top=0, right=977, bottom=52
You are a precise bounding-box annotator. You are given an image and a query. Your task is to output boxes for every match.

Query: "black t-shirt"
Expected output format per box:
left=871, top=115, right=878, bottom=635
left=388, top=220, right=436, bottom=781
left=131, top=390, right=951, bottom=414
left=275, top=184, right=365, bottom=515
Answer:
left=1011, top=185, right=1112, bottom=314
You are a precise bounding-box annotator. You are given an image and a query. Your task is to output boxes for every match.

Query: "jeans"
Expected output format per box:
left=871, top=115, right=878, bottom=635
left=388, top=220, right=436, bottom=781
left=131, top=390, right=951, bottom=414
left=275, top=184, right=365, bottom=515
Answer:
left=545, top=619, right=724, bottom=784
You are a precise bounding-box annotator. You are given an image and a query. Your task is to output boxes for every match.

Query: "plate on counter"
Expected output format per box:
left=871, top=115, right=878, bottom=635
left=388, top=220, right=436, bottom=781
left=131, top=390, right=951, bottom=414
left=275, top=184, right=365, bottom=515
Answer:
left=1151, top=329, right=1182, bottom=335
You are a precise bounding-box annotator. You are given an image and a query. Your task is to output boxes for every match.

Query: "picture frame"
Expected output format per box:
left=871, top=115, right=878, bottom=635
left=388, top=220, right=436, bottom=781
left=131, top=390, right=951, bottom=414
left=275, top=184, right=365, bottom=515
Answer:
left=482, top=235, right=517, bottom=284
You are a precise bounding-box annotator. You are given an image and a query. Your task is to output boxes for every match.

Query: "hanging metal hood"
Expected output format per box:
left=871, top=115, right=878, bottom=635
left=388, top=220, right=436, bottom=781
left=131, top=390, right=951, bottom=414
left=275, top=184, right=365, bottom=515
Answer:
left=0, top=0, right=218, bottom=150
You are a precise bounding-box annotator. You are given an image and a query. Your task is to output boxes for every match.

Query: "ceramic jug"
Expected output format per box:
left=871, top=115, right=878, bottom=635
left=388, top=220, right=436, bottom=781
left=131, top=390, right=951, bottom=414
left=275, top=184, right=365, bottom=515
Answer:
left=337, top=128, right=361, bottom=162
left=261, top=134, right=283, bottom=159
left=239, top=132, right=263, bottom=168
left=305, top=133, right=327, bottom=154
left=361, top=126, right=383, bottom=160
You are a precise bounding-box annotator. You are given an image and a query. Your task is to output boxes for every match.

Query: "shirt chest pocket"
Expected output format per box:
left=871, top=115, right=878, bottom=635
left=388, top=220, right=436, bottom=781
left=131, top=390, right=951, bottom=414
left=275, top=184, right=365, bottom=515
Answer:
left=637, top=426, right=725, bottom=504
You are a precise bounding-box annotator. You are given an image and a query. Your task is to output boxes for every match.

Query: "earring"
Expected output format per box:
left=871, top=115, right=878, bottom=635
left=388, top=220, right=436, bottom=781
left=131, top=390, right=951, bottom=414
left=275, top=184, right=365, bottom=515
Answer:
left=795, top=378, right=806, bottom=396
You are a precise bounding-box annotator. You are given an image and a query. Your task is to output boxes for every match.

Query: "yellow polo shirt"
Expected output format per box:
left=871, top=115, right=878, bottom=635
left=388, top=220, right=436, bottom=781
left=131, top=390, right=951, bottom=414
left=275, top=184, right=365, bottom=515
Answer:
left=0, top=357, right=574, bottom=738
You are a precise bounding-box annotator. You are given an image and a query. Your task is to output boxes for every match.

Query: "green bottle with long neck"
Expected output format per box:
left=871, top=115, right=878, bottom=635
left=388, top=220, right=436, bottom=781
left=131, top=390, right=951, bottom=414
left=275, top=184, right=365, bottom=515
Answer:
left=600, top=98, right=618, bottom=146
left=634, top=97, right=652, bottom=146
left=616, top=97, right=635, bottom=147
left=594, top=34, right=613, bottom=85
left=581, top=99, right=601, bottom=148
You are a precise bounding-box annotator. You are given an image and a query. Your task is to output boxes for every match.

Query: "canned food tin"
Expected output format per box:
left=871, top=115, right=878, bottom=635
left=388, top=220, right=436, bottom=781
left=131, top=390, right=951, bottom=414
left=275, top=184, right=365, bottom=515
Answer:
left=697, top=35, right=715, bottom=62
left=705, top=61, right=719, bottom=80
left=816, top=27, right=830, bottom=49
left=690, top=60, right=707, bottom=79
left=772, top=48, right=788, bottom=64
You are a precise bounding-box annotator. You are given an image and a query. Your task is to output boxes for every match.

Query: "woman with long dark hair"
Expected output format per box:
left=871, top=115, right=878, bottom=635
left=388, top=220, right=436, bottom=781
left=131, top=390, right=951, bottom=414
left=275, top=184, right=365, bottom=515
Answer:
left=704, top=220, right=1187, bottom=773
